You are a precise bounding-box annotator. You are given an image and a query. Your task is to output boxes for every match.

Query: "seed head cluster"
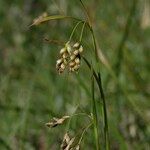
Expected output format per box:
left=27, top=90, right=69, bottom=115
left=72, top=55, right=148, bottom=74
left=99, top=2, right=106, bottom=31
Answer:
left=56, top=42, right=83, bottom=74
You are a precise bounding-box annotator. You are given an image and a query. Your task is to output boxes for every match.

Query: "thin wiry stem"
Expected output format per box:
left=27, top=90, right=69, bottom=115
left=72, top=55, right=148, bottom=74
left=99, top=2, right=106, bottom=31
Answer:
left=79, top=0, right=110, bottom=149
left=90, top=27, right=99, bottom=65
left=69, top=21, right=83, bottom=42
left=82, top=56, right=109, bottom=149
left=97, top=72, right=109, bottom=150
left=78, top=122, right=92, bottom=145
left=71, top=113, right=92, bottom=120
left=79, top=0, right=92, bottom=27
left=82, top=56, right=99, bottom=82
left=91, top=68, right=100, bottom=150
left=90, top=28, right=110, bottom=149
left=79, top=22, right=86, bottom=42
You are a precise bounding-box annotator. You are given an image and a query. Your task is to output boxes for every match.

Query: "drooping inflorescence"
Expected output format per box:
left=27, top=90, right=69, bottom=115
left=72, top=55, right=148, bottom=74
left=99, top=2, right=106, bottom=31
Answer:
left=56, top=42, right=83, bottom=74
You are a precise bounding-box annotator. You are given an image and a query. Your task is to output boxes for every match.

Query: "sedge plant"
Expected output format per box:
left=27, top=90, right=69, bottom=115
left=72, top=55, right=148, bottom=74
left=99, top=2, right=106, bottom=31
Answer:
left=30, top=0, right=110, bottom=149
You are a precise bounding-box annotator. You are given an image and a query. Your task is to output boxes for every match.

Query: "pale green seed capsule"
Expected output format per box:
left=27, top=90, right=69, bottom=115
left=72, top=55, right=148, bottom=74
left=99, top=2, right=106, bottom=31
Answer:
left=60, top=63, right=65, bottom=70
left=73, top=50, right=79, bottom=55
left=73, top=65, right=80, bottom=70
left=66, top=43, right=72, bottom=54
left=79, top=46, right=83, bottom=53
left=62, top=52, right=68, bottom=59
left=69, top=62, right=75, bottom=67
left=60, top=48, right=66, bottom=55
left=75, top=58, right=80, bottom=64
left=70, top=67, right=75, bottom=72
left=56, top=58, right=63, bottom=65
left=73, top=42, right=80, bottom=49
left=70, top=54, right=76, bottom=61
left=63, top=59, right=67, bottom=65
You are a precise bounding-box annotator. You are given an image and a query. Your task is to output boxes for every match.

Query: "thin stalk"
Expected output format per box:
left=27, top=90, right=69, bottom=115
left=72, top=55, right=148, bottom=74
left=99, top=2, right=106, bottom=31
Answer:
left=78, top=122, right=93, bottom=145
left=90, top=25, right=110, bottom=150
left=89, top=25, right=110, bottom=149
left=79, top=0, right=98, bottom=61
left=97, top=72, right=109, bottom=150
left=65, top=105, right=79, bottom=131
left=90, top=27, right=99, bottom=64
left=71, top=113, right=92, bottom=120
left=79, top=0, right=92, bottom=27
left=69, top=21, right=83, bottom=42
left=82, top=56, right=109, bottom=149
left=79, top=22, right=86, bottom=42
left=91, top=69, right=100, bottom=150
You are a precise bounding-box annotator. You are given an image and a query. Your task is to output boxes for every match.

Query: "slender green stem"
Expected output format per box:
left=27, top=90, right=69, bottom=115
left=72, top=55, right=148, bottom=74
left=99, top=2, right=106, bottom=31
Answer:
left=80, top=0, right=103, bottom=149
left=65, top=105, right=79, bottom=131
left=66, top=106, right=92, bottom=132
left=82, top=56, right=109, bottom=149
left=79, top=22, right=86, bottom=42
left=91, top=68, right=100, bottom=150
left=97, top=72, right=109, bottom=150
left=90, top=27, right=110, bottom=149
left=71, top=113, right=92, bottom=120
left=90, top=27, right=99, bottom=63
left=89, top=20, right=110, bottom=150
left=89, top=22, right=110, bottom=150
left=78, top=122, right=92, bottom=145
left=79, top=0, right=92, bottom=27
left=79, top=0, right=97, bottom=59
left=69, top=21, right=83, bottom=42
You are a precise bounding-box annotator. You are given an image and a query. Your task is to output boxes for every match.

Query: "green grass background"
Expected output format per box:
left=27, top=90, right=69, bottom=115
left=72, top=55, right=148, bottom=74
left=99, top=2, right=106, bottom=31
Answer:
left=0, top=0, right=149, bottom=149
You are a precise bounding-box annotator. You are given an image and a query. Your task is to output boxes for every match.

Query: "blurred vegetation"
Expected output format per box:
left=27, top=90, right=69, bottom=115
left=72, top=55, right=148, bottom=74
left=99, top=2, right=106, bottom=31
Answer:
left=0, top=0, right=150, bottom=149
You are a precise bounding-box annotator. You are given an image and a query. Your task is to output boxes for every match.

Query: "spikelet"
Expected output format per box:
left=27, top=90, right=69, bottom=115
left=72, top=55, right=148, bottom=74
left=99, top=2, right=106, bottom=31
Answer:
left=46, top=116, right=70, bottom=128
left=61, top=133, right=80, bottom=150
left=31, top=12, right=48, bottom=26
left=69, top=42, right=83, bottom=73
left=56, top=42, right=83, bottom=74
